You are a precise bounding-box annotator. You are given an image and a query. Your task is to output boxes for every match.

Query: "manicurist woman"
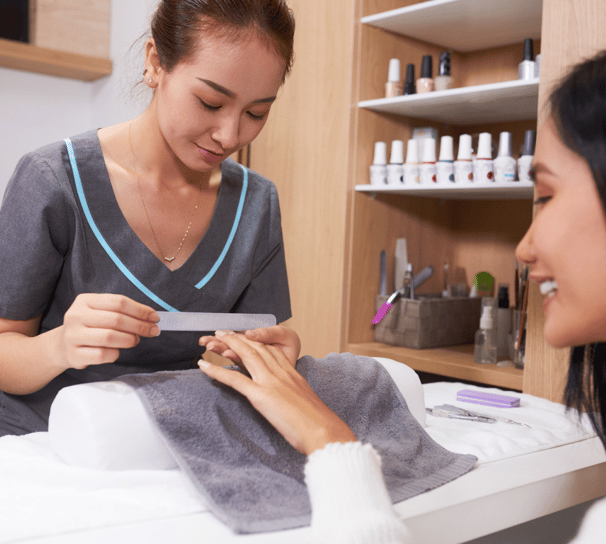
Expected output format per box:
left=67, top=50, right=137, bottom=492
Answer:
left=0, top=0, right=300, bottom=437
left=200, top=50, right=606, bottom=543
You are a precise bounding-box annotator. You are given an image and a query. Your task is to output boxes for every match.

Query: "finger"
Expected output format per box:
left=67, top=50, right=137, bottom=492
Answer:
left=73, top=309, right=160, bottom=338
left=65, top=326, right=140, bottom=351
left=214, top=331, right=271, bottom=379
left=198, top=359, right=255, bottom=395
left=244, top=325, right=283, bottom=343
left=75, top=293, right=159, bottom=322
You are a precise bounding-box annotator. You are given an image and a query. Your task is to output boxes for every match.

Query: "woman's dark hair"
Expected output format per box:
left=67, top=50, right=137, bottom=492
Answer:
left=150, top=0, right=295, bottom=80
left=550, top=50, right=606, bottom=448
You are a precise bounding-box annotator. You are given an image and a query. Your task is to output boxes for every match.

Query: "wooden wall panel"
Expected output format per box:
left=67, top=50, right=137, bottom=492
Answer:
left=31, top=0, right=110, bottom=58
left=523, top=0, right=606, bottom=401
left=248, top=0, right=355, bottom=358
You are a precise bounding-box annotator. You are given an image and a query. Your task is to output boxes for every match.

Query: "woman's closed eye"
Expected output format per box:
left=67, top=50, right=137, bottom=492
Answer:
left=199, top=98, right=266, bottom=120
left=533, top=196, right=551, bottom=207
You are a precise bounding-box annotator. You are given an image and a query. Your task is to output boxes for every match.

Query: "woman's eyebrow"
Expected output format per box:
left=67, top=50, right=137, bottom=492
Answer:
left=198, top=78, right=276, bottom=104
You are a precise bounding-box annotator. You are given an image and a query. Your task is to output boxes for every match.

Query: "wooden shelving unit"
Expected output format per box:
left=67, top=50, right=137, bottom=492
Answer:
left=0, top=38, right=112, bottom=81
left=343, top=0, right=539, bottom=390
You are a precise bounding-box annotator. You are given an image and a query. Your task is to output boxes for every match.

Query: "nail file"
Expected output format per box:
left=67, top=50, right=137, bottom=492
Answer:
left=157, top=312, right=276, bottom=332
left=380, top=250, right=387, bottom=296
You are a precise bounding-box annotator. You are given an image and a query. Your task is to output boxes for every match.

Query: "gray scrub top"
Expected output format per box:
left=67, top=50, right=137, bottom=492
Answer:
left=0, top=130, right=291, bottom=435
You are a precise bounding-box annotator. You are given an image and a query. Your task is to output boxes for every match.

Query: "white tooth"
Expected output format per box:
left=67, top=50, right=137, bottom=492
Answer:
left=540, top=280, right=558, bottom=295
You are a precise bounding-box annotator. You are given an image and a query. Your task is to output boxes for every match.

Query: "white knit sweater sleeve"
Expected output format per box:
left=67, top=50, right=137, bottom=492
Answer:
left=304, top=441, right=412, bottom=544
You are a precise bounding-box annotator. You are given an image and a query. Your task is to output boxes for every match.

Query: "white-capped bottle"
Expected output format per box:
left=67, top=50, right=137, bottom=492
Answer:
left=385, top=58, right=403, bottom=98
left=494, top=132, right=517, bottom=182
left=475, top=132, right=494, bottom=182
left=454, top=134, right=473, bottom=183
left=436, top=136, right=455, bottom=183
left=370, top=142, right=388, bottom=186
left=387, top=140, right=405, bottom=185
left=518, top=130, right=536, bottom=182
left=419, top=138, right=437, bottom=184
left=403, top=139, right=420, bottom=184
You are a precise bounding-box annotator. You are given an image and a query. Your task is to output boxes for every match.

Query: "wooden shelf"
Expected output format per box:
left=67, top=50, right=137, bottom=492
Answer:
left=0, top=38, right=112, bottom=81
left=361, top=0, right=542, bottom=52
left=358, top=79, right=539, bottom=125
left=355, top=181, right=535, bottom=200
left=347, top=342, right=524, bottom=391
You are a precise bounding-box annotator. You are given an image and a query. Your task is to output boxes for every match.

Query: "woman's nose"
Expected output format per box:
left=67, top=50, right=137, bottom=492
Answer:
left=515, top=221, right=536, bottom=265
left=211, top=113, right=240, bottom=151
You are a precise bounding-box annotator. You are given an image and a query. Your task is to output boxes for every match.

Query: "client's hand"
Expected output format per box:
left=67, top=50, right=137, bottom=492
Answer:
left=199, top=325, right=301, bottom=368
left=197, top=331, right=356, bottom=456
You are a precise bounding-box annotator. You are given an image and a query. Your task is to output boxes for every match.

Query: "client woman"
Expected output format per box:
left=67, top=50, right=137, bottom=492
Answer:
left=200, top=49, right=606, bottom=543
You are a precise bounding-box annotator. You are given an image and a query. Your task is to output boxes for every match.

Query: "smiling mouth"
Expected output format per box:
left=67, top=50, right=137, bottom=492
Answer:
left=539, top=279, right=558, bottom=298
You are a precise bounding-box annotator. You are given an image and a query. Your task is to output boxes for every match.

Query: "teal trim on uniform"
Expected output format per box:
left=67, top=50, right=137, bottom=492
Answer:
left=195, top=163, right=248, bottom=289
left=64, top=138, right=178, bottom=312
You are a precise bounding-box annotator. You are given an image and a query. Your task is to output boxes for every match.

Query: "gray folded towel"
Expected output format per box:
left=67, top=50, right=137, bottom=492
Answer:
left=116, top=353, right=477, bottom=534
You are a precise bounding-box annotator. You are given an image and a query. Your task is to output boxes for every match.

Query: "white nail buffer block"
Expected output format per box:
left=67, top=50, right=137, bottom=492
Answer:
left=394, top=238, right=408, bottom=291
left=157, top=312, right=276, bottom=332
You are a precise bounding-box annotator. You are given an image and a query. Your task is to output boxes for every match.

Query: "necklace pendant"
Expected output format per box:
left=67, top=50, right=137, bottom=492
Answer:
left=164, top=256, right=176, bottom=262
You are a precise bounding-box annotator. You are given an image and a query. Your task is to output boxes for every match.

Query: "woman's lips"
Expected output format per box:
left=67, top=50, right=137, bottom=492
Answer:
left=198, top=146, right=224, bottom=163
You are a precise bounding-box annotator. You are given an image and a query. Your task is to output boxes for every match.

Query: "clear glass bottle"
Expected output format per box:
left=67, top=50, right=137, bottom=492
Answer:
left=474, top=305, right=497, bottom=364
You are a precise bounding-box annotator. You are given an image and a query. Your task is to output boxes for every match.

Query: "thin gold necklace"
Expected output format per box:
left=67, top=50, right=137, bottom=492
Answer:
left=128, top=123, right=202, bottom=264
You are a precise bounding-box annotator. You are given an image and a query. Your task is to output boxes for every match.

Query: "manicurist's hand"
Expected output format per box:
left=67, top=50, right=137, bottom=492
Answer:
left=198, top=331, right=356, bottom=455
left=53, top=293, right=160, bottom=370
left=200, top=324, right=301, bottom=368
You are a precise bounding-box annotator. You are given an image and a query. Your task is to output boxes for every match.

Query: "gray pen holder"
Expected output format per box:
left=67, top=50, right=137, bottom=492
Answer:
left=374, top=294, right=482, bottom=349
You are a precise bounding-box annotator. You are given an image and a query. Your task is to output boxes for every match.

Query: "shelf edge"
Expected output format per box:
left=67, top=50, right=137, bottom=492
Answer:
left=0, top=38, right=113, bottom=82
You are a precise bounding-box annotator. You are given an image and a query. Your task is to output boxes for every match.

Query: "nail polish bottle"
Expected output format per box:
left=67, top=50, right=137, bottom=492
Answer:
left=385, top=58, right=403, bottom=98
left=416, top=55, right=435, bottom=94
left=494, top=132, right=517, bottom=182
left=434, top=51, right=453, bottom=91
left=419, top=138, right=437, bottom=184
left=403, top=64, right=416, bottom=95
left=436, top=136, right=455, bottom=184
left=518, top=38, right=536, bottom=81
left=518, top=130, right=536, bottom=182
left=387, top=140, right=405, bottom=185
left=475, top=132, right=494, bottom=182
left=370, top=141, right=388, bottom=186
left=454, top=134, right=473, bottom=183
left=403, top=139, right=420, bottom=184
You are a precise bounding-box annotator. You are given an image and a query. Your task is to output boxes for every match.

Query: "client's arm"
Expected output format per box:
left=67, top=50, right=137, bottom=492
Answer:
left=197, top=331, right=412, bottom=544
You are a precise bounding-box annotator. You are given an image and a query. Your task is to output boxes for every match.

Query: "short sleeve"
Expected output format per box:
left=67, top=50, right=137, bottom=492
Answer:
left=231, top=182, right=291, bottom=322
left=0, top=152, right=69, bottom=320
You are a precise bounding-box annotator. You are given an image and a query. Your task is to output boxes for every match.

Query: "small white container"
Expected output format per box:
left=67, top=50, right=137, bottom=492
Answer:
left=436, top=136, right=455, bottom=184
left=475, top=132, right=494, bottom=182
left=387, top=140, right=405, bottom=185
left=419, top=138, right=437, bottom=184
left=454, top=134, right=473, bottom=183
left=370, top=141, right=388, bottom=186
left=403, top=139, right=420, bottom=184
left=494, top=132, right=517, bottom=182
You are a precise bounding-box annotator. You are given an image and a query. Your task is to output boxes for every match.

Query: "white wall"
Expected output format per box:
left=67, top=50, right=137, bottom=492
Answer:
left=0, top=0, right=159, bottom=197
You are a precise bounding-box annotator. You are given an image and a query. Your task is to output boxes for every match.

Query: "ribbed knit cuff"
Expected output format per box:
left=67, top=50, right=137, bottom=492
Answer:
left=304, top=442, right=412, bottom=544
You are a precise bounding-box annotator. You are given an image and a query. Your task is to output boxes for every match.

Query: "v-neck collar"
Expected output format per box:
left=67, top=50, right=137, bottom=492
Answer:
left=64, top=131, right=248, bottom=312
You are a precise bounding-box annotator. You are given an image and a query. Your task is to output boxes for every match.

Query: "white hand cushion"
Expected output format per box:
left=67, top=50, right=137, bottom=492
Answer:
left=48, top=358, right=425, bottom=470
left=48, top=380, right=178, bottom=470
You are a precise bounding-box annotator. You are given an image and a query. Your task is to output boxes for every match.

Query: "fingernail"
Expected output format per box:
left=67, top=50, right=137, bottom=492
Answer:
left=198, top=359, right=210, bottom=369
left=151, top=325, right=161, bottom=337
left=150, top=311, right=160, bottom=323
left=215, top=330, right=233, bottom=337
left=247, top=330, right=258, bottom=339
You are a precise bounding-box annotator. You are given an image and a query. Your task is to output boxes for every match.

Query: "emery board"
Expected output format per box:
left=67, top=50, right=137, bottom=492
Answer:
left=157, top=312, right=276, bottom=332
